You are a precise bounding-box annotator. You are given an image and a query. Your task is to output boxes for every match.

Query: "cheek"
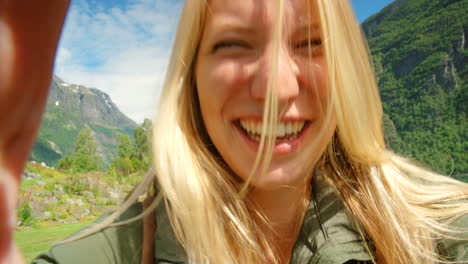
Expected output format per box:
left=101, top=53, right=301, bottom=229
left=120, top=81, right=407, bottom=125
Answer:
left=301, top=57, right=329, bottom=103
left=196, top=60, right=249, bottom=116
left=209, top=61, right=248, bottom=95
left=208, top=56, right=251, bottom=86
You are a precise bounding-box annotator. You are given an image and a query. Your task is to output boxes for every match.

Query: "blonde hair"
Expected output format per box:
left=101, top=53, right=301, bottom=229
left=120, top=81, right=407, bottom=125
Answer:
left=66, top=0, right=468, bottom=263
left=316, top=1, right=468, bottom=263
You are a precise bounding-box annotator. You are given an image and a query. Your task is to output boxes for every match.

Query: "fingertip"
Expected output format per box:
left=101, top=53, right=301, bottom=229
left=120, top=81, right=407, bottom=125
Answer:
left=0, top=182, right=13, bottom=262
left=0, top=18, right=15, bottom=98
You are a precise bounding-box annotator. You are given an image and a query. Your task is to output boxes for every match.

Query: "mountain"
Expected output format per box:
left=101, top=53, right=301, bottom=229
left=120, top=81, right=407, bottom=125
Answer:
left=30, top=76, right=138, bottom=168
left=363, top=0, right=467, bottom=174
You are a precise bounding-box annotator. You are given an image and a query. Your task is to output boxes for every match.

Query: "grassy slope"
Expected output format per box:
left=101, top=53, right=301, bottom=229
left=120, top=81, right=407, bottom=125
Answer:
left=15, top=221, right=90, bottom=263
left=17, top=162, right=143, bottom=262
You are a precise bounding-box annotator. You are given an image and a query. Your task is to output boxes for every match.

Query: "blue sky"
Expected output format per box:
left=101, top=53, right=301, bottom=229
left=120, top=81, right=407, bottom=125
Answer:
left=351, top=0, right=395, bottom=22
left=55, top=0, right=394, bottom=123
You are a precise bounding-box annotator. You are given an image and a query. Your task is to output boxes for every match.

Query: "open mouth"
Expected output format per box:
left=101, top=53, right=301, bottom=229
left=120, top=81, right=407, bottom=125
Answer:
left=236, top=119, right=310, bottom=143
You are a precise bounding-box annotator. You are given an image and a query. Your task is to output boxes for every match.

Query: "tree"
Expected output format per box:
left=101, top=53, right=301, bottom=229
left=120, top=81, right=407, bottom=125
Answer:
left=110, top=134, right=135, bottom=176
left=108, top=119, right=153, bottom=177
left=133, top=119, right=153, bottom=170
left=117, top=134, right=135, bottom=159
left=58, top=128, right=101, bottom=172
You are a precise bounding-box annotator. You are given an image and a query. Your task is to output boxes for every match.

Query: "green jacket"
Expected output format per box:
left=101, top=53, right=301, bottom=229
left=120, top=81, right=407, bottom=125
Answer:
left=32, top=176, right=468, bottom=264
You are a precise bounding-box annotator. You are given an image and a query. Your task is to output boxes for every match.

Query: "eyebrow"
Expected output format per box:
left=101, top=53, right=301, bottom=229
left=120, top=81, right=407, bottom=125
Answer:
left=207, top=17, right=257, bottom=36
left=206, top=16, right=321, bottom=39
left=295, top=22, right=321, bottom=33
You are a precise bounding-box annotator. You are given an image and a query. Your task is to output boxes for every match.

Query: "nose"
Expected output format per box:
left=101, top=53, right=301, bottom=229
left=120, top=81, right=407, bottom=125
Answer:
left=250, top=46, right=300, bottom=104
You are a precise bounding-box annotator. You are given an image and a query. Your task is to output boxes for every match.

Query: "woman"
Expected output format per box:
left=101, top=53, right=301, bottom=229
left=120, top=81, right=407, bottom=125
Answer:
left=2, top=0, right=467, bottom=263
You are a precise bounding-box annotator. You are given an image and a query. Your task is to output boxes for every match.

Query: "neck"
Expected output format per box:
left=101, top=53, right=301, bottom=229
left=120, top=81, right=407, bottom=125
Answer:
left=249, top=183, right=311, bottom=262
left=250, top=184, right=310, bottom=228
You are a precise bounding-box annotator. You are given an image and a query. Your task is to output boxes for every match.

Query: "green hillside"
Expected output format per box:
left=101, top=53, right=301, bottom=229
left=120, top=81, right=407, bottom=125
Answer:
left=364, top=0, right=467, bottom=174
left=30, top=76, right=137, bottom=168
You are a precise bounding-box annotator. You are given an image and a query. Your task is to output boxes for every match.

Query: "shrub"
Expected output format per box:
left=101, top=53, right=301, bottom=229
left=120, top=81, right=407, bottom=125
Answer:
left=18, top=203, right=35, bottom=226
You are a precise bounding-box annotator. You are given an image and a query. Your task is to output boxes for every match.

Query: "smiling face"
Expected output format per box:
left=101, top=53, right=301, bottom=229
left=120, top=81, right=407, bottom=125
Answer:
left=195, top=0, right=336, bottom=189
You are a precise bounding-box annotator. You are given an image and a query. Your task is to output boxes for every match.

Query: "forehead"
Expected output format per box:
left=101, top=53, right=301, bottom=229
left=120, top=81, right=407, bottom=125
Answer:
left=205, top=0, right=320, bottom=32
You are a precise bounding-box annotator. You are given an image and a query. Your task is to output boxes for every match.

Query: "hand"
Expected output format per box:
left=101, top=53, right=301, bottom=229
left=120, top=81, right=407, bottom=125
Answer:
left=0, top=1, right=70, bottom=263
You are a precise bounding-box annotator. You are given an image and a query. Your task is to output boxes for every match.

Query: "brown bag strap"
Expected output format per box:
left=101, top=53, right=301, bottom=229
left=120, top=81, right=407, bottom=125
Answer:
left=141, top=194, right=157, bottom=264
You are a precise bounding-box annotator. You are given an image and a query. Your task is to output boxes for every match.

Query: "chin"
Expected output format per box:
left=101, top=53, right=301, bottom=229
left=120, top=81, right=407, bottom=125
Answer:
left=244, top=166, right=311, bottom=191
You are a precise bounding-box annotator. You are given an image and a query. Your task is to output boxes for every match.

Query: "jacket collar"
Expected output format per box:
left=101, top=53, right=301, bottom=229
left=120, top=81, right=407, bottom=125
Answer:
left=154, top=202, right=187, bottom=263
left=154, top=173, right=373, bottom=264
left=290, top=172, right=374, bottom=264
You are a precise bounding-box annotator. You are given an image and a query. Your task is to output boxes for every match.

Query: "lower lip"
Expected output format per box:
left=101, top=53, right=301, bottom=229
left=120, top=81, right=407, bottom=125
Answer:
left=235, top=121, right=312, bottom=155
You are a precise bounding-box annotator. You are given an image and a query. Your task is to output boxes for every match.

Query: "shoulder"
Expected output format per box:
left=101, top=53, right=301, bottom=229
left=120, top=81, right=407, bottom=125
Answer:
left=32, top=203, right=145, bottom=264
left=32, top=201, right=187, bottom=264
left=438, top=213, right=468, bottom=262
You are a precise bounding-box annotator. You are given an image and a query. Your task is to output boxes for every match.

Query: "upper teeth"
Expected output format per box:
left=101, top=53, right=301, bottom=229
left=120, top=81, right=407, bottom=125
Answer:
left=239, top=120, right=305, bottom=138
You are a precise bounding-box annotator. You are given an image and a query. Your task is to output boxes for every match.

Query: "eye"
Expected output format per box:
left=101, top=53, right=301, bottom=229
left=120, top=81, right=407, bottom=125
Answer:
left=295, top=39, right=323, bottom=57
left=212, top=41, right=248, bottom=52
left=296, top=39, right=322, bottom=49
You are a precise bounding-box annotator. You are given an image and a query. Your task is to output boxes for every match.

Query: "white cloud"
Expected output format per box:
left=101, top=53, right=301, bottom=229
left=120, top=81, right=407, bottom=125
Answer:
left=54, top=0, right=183, bottom=124
left=56, top=47, right=72, bottom=65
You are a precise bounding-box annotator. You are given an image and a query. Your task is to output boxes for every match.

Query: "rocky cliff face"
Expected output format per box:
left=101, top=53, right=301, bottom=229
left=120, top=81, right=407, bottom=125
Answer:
left=363, top=0, right=467, bottom=174
left=30, top=76, right=137, bottom=168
